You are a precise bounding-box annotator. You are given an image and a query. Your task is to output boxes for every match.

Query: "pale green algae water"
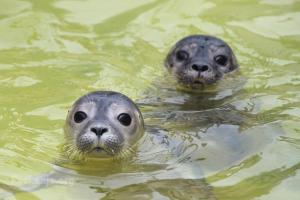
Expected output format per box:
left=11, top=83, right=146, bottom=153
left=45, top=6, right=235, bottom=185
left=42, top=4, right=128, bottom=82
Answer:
left=0, top=0, right=300, bottom=199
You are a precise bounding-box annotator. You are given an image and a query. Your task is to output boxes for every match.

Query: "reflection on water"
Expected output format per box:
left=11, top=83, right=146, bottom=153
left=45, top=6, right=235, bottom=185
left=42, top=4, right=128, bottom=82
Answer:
left=0, top=0, right=299, bottom=199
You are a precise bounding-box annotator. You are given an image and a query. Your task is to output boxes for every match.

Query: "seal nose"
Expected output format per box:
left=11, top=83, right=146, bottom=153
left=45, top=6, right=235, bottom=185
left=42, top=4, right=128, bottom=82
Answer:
left=91, top=127, right=108, bottom=136
left=191, top=64, right=209, bottom=72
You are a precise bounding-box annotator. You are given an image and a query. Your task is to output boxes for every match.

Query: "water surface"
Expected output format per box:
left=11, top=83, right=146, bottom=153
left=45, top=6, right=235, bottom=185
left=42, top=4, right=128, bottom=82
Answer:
left=0, top=0, right=300, bottom=199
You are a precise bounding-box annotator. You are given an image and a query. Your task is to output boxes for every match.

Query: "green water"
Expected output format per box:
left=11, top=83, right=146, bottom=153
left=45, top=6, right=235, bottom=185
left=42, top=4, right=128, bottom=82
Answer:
left=0, top=0, right=300, bottom=199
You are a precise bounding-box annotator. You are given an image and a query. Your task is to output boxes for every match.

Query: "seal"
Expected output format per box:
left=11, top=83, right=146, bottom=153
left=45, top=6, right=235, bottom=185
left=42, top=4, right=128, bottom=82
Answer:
left=64, top=91, right=144, bottom=159
left=165, top=35, right=238, bottom=88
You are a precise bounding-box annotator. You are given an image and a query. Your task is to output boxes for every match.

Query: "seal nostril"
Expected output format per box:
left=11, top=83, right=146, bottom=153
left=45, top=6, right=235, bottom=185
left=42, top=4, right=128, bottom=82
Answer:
left=201, top=65, right=209, bottom=72
left=91, top=127, right=108, bottom=136
left=192, top=64, right=201, bottom=71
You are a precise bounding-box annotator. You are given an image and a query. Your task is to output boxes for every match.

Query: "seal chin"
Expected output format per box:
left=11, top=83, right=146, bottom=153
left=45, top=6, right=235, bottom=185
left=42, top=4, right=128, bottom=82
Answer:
left=193, top=80, right=204, bottom=86
left=187, top=81, right=204, bottom=89
left=93, top=147, right=104, bottom=152
left=177, top=77, right=205, bottom=89
left=88, top=146, right=125, bottom=158
left=178, top=77, right=220, bottom=89
left=88, top=146, right=112, bottom=158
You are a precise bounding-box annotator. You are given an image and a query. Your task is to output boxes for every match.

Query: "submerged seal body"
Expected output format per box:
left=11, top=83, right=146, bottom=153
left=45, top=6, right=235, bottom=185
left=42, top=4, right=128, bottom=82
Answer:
left=165, top=35, right=238, bottom=88
left=64, top=91, right=144, bottom=159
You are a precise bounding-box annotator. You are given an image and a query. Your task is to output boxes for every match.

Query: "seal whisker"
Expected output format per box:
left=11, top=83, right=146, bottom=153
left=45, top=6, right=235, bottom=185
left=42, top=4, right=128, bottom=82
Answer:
left=165, top=35, right=238, bottom=88
left=64, top=91, right=144, bottom=159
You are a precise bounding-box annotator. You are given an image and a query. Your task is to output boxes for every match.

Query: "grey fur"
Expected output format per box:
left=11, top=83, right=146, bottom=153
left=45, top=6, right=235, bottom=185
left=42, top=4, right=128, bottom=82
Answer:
left=165, top=35, right=238, bottom=88
left=64, top=91, right=144, bottom=158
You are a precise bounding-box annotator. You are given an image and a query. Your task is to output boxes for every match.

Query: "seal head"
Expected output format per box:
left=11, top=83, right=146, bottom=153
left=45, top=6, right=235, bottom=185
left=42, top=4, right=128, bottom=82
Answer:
left=165, top=35, right=238, bottom=88
left=64, top=91, right=144, bottom=158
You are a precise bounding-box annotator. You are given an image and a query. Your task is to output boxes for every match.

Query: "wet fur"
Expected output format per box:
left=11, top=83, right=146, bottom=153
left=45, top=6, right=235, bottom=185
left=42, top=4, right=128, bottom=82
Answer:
left=64, top=91, right=144, bottom=160
left=165, top=35, right=238, bottom=88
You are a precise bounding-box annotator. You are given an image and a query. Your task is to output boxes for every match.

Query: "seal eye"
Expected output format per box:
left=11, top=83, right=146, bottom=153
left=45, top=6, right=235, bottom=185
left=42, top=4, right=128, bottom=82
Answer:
left=215, top=55, right=228, bottom=66
left=74, top=111, right=87, bottom=123
left=176, top=50, right=189, bottom=61
left=118, top=113, right=131, bottom=126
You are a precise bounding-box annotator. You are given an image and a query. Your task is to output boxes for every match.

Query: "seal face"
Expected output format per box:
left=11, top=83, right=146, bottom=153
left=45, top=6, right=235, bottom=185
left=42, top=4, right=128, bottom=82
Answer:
left=64, top=91, right=144, bottom=158
left=165, top=35, right=238, bottom=88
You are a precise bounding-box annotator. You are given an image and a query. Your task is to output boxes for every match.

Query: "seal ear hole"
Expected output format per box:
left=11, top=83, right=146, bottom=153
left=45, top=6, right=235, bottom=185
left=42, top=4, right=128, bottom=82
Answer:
left=118, top=113, right=132, bottom=126
left=176, top=50, right=189, bottom=61
left=214, top=55, right=228, bottom=66
left=74, top=111, right=87, bottom=123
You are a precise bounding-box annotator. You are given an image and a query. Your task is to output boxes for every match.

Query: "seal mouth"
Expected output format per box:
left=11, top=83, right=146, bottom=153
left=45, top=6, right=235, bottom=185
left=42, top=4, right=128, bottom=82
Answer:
left=93, top=146, right=105, bottom=153
left=194, top=80, right=203, bottom=85
left=192, top=80, right=205, bottom=88
left=92, top=146, right=114, bottom=155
